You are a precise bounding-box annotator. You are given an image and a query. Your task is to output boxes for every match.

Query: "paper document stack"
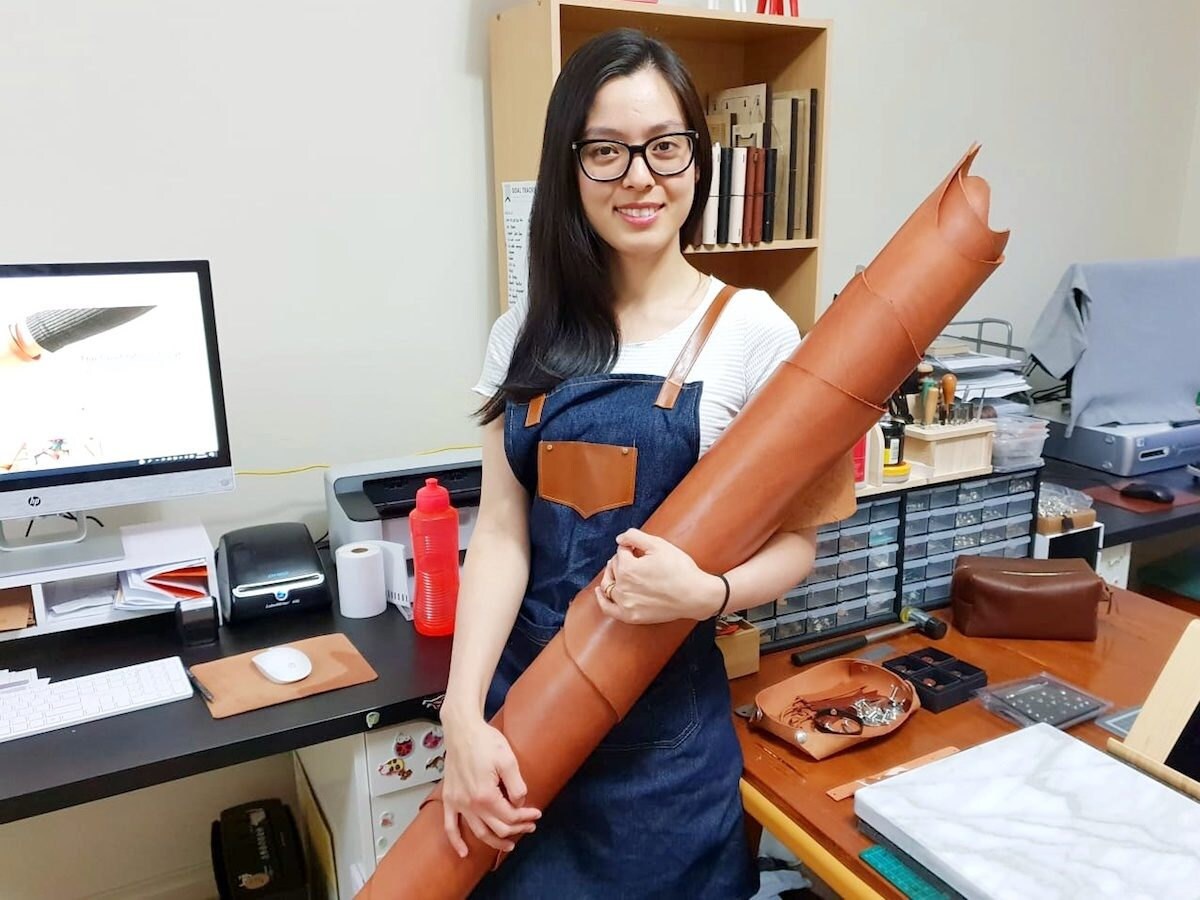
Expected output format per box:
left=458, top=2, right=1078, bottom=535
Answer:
left=928, top=351, right=1031, bottom=401
left=0, top=667, right=48, bottom=694
left=116, top=561, right=211, bottom=611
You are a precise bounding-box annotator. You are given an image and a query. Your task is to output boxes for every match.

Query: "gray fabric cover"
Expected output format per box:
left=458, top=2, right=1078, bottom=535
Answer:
left=1026, top=259, right=1200, bottom=434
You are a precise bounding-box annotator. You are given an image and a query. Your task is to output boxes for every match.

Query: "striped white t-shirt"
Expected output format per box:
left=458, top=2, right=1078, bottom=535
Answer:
left=472, top=277, right=800, bottom=455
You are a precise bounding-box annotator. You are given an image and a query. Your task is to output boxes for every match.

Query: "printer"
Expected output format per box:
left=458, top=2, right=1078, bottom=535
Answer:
left=324, top=450, right=482, bottom=600
left=1036, top=403, right=1200, bottom=476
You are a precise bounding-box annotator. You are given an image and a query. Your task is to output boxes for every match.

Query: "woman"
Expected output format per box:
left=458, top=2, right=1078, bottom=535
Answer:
left=442, top=28, right=851, bottom=898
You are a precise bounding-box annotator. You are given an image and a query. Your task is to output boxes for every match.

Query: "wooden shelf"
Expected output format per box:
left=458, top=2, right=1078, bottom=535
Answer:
left=490, top=0, right=831, bottom=330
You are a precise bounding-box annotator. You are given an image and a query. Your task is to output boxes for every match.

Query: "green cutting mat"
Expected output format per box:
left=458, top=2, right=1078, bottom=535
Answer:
left=860, top=844, right=951, bottom=900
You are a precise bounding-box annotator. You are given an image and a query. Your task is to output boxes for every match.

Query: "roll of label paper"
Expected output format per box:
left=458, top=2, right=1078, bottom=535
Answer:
left=335, top=542, right=388, bottom=619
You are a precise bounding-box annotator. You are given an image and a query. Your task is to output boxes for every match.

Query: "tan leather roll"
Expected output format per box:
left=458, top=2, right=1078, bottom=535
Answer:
left=360, top=145, right=1008, bottom=899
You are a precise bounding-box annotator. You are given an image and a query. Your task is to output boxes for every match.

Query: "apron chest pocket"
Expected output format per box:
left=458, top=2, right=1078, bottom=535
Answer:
left=537, top=440, right=637, bottom=519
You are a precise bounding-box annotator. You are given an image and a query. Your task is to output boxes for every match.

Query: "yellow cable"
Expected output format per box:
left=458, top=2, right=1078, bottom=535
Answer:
left=236, top=464, right=330, bottom=476
left=416, top=444, right=481, bottom=455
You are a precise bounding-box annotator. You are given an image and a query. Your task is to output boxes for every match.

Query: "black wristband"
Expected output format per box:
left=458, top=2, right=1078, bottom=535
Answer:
left=714, top=573, right=731, bottom=618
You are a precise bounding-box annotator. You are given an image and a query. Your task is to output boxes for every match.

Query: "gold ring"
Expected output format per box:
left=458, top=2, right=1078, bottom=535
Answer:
left=603, top=582, right=616, bottom=600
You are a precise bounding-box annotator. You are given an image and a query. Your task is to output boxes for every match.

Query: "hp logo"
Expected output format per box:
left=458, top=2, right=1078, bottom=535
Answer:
left=27, top=496, right=41, bottom=508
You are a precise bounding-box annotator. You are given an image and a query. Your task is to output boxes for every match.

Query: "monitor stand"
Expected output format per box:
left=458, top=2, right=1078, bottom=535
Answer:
left=0, top=514, right=125, bottom=579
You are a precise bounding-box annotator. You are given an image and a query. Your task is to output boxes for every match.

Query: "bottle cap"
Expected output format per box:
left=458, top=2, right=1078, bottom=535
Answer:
left=416, top=477, right=451, bottom=513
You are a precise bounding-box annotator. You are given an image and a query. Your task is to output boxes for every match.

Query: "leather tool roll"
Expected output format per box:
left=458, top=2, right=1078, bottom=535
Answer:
left=951, top=556, right=1114, bottom=640
left=361, top=145, right=1008, bottom=899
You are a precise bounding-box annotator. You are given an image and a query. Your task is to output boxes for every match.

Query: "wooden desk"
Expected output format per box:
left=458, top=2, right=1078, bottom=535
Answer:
left=732, top=590, right=1194, bottom=899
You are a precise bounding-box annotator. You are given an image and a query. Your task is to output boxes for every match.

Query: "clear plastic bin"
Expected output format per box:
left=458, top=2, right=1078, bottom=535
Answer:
left=957, top=480, right=989, bottom=505
left=925, top=576, right=952, bottom=604
left=905, top=534, right=928, bottom=559
left=841, top=505, right=872, bottom=528
left=902, top=585, right=925, bottom=606
left=982, top=497, right=1009, bottom=522
left=906, top=510, right=931, bottom=535
left=746, top=599, right=776, bottom=622
left=1005, top=514, right=1033, bottom=540
left=955, top=503, right=984, bottom=528
left=984, top=477, right=1011, bottom=499
left=1009, top=474, right=1036, bottom=494
left=903, top=559, right=927, bottom=585
left=927, top=531, right=955, bottom=556
left=929, top=509, right=957, bottom=533
left=838, top=524, right=872, bottom=553
left=1007, top=491, right=1036, bottom=518
left=930, top=485, right=959, bottom=509
left=925, top=553, right=955, bottom=579
left=836, top=597, right=869, bottom=627
left=809, top=609, right=837, bottom=633
left=807, top=558, right=838, bottom=585
left=982, top=544, right=1007, bottom=557
left=906, top=491, right=931, bottom=513
left=776, top=588, right=807, bottom=616
left=868, top=544, right=898, bottom=570
left=871, top=497, right=901, bottom=522
left=953, top=525, right=982, bottom=551
left=869, top=519, right=900, bottom=547
left=837, top=548, right=870, bottom=579
left=981, top=522, right=1007, bottom=545
left=775, top=610, right=808, bottom=640
left=866, top=591, right=896, bottom=617
left=868, top=568, right=898, bottom=595
left=815, top=531, right=840, bottom=559
left=836, top=574, right=867, bottom=603
left=758, top=621, right=776, bottom=644
left=992, top=433, right=1047, bottom=468
left=808, top=582, right=838, bottom=609
left=1004, top=537, right=1032, bottom=559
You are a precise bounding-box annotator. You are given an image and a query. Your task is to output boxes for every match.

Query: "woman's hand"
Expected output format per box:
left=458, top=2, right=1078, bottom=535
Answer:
left=440, top=712, right=541, bottom=858
left=595, top=528, right=725, bottom=624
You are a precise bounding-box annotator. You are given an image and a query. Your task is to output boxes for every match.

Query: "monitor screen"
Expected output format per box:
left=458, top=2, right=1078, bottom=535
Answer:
left=0, top=261, right=232, bottom=508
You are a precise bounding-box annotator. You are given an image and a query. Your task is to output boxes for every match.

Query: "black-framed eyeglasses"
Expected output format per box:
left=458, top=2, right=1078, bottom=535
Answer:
left=571, top=130, right=698, bottom=183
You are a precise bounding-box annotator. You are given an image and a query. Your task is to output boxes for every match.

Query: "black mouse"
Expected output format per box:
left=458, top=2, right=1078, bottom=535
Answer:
left=1120, top=482, right=1175, bottom=504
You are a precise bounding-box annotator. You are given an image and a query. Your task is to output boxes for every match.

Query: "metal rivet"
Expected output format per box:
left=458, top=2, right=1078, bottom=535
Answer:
left=545, top=444, right=553, bottom=451
left=622, top=447, right=630, bottom=455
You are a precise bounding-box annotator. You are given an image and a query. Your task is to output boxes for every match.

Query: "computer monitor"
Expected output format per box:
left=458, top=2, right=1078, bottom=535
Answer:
left=0, top=260, right=234, bottom=576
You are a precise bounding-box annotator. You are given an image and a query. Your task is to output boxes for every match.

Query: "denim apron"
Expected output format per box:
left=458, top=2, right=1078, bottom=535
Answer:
left=474, top=287, right=757, bottom=900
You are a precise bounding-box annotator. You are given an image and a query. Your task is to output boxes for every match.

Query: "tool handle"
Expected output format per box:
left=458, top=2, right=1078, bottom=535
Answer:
left=941, top=373, right=958, bottom=409
left=791, top=634, right=869, bottom=666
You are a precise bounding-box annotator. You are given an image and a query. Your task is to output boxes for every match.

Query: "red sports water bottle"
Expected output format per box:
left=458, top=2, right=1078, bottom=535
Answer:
left=410, top=477, right=460, bottom=636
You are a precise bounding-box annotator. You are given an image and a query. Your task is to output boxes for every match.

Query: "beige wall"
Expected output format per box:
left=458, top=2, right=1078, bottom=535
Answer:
left=1177, top=89, right=1200, bottom=254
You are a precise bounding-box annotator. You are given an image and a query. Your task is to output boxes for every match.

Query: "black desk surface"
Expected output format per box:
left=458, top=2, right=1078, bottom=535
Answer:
left=1042, top=459, right=1200, bottom=546
left=0, top=601, right=452, bottom=825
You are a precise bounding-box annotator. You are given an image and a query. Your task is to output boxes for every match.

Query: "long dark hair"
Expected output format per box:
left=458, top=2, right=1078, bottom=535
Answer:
left=477, top=28, right=711, bottom=424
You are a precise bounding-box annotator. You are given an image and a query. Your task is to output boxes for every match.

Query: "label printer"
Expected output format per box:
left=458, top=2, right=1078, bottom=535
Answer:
left=324, top=450, right=481, bottom=604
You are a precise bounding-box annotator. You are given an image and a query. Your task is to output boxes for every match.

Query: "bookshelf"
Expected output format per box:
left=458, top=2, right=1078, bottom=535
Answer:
left=489, top=0, right=831, bottom=331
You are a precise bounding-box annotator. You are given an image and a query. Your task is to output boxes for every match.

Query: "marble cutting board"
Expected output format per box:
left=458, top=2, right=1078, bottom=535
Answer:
left=854, top=723, right=1200, bottom=899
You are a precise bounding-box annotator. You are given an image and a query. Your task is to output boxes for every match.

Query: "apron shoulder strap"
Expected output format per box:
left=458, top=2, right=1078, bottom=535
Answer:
left=523, top=282, right=741, bottom=426
left=654, top=283, right=739, bottom=410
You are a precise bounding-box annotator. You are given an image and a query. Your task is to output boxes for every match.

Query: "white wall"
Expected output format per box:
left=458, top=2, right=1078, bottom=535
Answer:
left=751, top=0, right=1200, bottom=343
left=3, top=2, right=1200, bottom=896
left=1178, top=90, right=1200, bottom=254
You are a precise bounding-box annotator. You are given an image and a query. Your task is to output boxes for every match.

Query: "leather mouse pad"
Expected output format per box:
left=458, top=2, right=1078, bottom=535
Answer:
left=189, top=632, right=378, bottom=719
left=1084, top=484, right=1200, bottom=515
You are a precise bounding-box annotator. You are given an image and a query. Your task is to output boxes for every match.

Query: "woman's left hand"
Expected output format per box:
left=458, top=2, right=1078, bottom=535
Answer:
left=595, top=528, right=724, bottom=625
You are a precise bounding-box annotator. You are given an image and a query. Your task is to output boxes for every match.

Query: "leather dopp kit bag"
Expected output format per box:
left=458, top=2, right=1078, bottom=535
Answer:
left=746, top=659, right=920, bottom=760
left=951, top=556, right=1114, bottom=641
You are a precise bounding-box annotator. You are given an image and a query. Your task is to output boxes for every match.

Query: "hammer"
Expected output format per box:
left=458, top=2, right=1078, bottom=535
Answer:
left=790, top=606, right=948, bottom=667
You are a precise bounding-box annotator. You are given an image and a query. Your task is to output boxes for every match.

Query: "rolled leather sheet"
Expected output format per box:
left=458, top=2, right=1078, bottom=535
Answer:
left=361, top=145, right=1008, bottom=899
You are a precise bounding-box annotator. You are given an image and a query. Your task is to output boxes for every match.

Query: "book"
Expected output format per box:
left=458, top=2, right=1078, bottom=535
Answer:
left=750, top=147, right=766, bottom=244
left=806, top=87, right=819, bottom=238
left=716, top=143, right=733, bottom=244
left=728, top=146, right=748, bottom=244
left=762, top=148, right=778, bottom=242
left=702, top=142, right=720, bottom=245
left=742, top=147, right=757, bottom=244
left=769, top=95, right=798, bottom=240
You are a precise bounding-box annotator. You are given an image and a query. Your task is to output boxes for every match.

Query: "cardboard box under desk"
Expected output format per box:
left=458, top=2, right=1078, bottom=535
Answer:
left=716, top=618, right=760, bottom=680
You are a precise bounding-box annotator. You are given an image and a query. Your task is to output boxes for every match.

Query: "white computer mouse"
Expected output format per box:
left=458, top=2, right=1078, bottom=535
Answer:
left=251, top=646, right=313, bottom=684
